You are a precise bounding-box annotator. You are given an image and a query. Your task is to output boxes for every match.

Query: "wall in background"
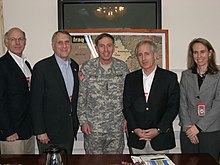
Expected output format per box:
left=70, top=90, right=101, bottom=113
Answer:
left=162, top=0, right=220, bottom=69
left=2, top=0, right=220, bottom=154
left=2, top=0, right=220, bottom=68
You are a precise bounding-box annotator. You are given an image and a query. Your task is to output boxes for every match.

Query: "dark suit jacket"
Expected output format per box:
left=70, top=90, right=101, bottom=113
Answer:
left=123, top=67, right=180, bottom=151
left=0, top=52, right=33, bottom=140
left=30, top=55, right=79, bottom=144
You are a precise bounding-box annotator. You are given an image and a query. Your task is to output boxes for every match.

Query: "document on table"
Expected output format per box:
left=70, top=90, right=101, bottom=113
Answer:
left=131, top=154, right=175, bottom=165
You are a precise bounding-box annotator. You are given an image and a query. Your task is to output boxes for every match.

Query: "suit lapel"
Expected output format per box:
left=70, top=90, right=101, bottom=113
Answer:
left=135, top=70, right=146, bottom=101
left=70, top=60, right=78, bottom=97
left=6, top=53, right=28, bottom=85
left=189, top=72, right=215, bottom=95
left=199, top=74, right=217, bottom=92
left=25, top=60, right=32, bottom=74
left=148, top=67, right=163, bottom=103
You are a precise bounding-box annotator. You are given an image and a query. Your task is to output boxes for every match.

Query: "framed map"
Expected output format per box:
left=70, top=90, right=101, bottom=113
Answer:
left=68, top=29, right=169, bottom=71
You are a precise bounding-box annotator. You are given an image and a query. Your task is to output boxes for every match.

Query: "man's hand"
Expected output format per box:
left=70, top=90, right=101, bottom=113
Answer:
left=6, top=133, right=19, bottom=142
left=133, top=128, right=158, bottom=141
left=37, top=133, right=50, bottom=144
left=139, top=128, right=159, bottom=141
left=81, top=123, right=91, bottom=135
left=123, top=120, right=127, bottom=132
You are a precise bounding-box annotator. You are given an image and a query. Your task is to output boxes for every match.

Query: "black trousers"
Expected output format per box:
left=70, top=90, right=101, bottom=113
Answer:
left=180, top=130, right=220, bottom=161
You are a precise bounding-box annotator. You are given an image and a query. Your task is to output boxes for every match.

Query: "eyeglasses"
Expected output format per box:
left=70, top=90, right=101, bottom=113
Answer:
left=8, top=37, right=26, bottom=42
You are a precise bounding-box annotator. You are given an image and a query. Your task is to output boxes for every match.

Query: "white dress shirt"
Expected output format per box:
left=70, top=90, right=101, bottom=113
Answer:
left=142, top=66, right=157, bottom=102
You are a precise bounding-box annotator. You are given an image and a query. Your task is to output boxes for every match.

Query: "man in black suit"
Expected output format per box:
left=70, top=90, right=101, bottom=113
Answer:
left=0, top=27, right=35, bottom=154
left=30, top=30, right=79, bottom=154
left=123, top=40, right=180, bottom=154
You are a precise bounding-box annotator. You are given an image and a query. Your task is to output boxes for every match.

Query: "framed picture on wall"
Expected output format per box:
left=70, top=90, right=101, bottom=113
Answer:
left=68, top=29, right=169, bottom=71
left=58, top=0, right=162, bottom=30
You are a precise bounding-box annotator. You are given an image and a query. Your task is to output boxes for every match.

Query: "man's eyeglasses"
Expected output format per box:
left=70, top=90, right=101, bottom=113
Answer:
left=8, top=37, right=26, bottom=42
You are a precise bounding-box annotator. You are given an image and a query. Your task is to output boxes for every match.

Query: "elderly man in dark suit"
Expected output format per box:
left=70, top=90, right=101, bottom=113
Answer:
left=30, top=30, right=79, bottom=154
left=0, top=27, right=35, bottom=154
left=123, top=40, right=180, bottom=154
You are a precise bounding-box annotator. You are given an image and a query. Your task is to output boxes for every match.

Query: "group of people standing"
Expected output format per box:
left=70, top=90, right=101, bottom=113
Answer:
left=0, top=27, right=219, bottom=162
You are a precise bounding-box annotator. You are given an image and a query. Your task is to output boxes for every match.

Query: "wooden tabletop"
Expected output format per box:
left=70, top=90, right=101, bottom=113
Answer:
left=0, top=153, right=218, bottom=165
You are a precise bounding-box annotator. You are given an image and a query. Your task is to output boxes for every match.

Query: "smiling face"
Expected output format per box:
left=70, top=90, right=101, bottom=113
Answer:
left=95, top=36, right=115, bottom=65
left=192, top=42, right=211, bottom=69
left=4, top=28, right=26, bottom=57
left=52, top=32, right=72, bottom=61
left=136, top=43, right=157, bottom=75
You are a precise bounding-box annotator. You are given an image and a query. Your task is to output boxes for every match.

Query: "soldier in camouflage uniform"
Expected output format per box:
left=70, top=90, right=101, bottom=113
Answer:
left=77, top=33, right=129, bottom=154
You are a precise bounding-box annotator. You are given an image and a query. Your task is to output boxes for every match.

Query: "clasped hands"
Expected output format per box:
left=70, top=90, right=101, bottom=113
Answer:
left=185, top=125, right=199, bottom=144
left=6, top=133, right=19, bottom=142
left=134, top=128, right=159, bottom=141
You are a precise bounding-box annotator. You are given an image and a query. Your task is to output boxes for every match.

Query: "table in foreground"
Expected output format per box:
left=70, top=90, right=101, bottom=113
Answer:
left=0, top=153, right=218, bottom=165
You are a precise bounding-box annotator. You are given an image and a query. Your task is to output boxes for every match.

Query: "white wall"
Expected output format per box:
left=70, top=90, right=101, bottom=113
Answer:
left=2, top=0, right=220, bottom=154
left=162, top=0, right=220, bottom=69
left=2, top=0, right=58, bottom=65
left=2, top=0, right=220, bottom=68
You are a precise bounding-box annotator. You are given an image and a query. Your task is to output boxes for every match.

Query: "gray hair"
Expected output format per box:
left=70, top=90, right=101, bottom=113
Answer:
left=134, top=40, right=158, bottom=56
left=51, top=30, right=71, bottom=43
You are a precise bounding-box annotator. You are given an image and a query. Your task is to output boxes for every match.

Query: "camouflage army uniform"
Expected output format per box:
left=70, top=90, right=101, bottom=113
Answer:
left=77, top=57, right=129, bottom=154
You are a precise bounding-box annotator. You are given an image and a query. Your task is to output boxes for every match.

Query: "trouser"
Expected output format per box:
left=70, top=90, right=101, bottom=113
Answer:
left=84, top=132, right=124, bottom=154
left=180, top=130, right=220, bottom=161
left=131, top=141, right=169, bottom=154
left=0, top=136, right=35, bottom=154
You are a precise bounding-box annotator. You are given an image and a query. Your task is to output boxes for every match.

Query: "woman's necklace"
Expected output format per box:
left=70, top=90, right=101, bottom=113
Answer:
left=197, top=67, right=207, bottom=77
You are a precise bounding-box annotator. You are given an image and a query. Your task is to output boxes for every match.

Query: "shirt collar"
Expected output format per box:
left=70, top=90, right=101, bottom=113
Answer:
left=142, top=65, right=157, bottom=78
left=9, top=50, right=27, bottom=67
left=55, top=54, right=71, bottom=67
left=192, top=67, right=208, bottom=75
left=9, top=50, right=24, bottom=61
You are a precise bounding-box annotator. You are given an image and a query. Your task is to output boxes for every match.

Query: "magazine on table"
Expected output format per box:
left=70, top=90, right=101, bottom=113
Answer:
left=131, top=154, right=175, bottom=165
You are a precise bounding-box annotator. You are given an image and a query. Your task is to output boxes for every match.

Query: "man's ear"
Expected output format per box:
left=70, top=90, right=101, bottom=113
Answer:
left=4, top=40, right=8, bottom=48
left=154, top=52, right=158, bottom=60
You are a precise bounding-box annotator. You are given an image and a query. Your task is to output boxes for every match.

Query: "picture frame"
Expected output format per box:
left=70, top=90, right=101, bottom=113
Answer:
left=68, top=29, right=169, bottom=71
left=58, top=0, right=162, bottom=30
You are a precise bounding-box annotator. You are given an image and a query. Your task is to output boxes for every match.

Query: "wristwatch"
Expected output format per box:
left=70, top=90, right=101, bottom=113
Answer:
left=157, top=128, right=162, bottom=134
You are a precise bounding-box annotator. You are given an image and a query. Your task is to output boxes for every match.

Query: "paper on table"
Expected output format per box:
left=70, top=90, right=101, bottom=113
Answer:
left=131, top=155, right=175, bottom=165
left=131, top=156, right=142, bottom=163
left=141, top=155, right=175, bottom=165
